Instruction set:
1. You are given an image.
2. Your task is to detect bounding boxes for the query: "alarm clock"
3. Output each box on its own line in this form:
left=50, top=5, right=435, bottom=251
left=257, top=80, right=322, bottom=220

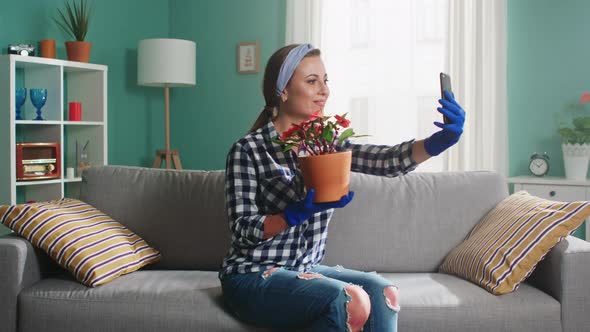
left=529, top=152, right=550, bottom=177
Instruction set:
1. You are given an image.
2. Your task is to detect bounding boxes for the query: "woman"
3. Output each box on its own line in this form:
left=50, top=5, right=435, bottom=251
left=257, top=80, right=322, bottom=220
left=219, top=43, right=465, bottom=332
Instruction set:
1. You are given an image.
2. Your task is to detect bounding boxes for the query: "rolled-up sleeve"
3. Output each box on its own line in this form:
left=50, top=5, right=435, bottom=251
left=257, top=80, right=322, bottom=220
left=336, top=138, right=418, bottom=177
left=224, top=142, right=267, bottom=247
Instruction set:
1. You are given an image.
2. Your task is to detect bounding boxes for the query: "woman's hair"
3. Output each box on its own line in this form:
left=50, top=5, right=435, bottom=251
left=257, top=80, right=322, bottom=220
left=248, top=44, right=321, bottom=133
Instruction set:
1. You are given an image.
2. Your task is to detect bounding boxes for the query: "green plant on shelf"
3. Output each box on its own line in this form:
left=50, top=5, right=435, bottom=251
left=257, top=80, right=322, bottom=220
left=558, top=93, right=590, bottom=145
left=52, top=0, right=94, bottom=42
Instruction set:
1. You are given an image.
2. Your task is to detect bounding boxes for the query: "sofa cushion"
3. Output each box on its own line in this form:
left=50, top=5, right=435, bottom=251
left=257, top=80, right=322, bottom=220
left=81, top=166, right=509, bottom=273
left=324, top=170, right=509, bottom=272
left=80, top=166, right=229, bottom=271
left=0, top=198, right=161, bottom=287
left=439, top=190, right=590, bottom=295
left=17, top=271, right=560, bottom=332
left=18, top=270, right=265, bottom=332
left=391, top=272, right=561, bottom=331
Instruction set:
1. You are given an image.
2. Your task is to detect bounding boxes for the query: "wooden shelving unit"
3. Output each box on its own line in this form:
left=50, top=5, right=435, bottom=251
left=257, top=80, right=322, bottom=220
left=0, top=54, right=108, bottom=206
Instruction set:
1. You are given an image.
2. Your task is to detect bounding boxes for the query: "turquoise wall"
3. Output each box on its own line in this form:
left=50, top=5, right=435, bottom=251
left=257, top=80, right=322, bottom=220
left=508, top=0, right=590, bottom=177
left=1, top=0, right=286, bottom=172
left=0, top=0, right=169, bottom=166
left=0, top=0, right=169, bottom=235
left=169, top=0, right=286, bottom=170
left=508, top=0, right=590, bottom=239
left=0, top=0, right=286, bottom=235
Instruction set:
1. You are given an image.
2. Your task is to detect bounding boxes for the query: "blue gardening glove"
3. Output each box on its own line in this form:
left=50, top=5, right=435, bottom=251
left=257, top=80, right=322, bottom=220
left=283, top=189, right=354, bottom=226
left=424, top=90, right=466, bottom=156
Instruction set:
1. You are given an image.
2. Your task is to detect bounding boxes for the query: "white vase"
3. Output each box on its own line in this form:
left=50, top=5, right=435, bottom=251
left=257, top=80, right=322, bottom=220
left=562, top=143, right=590, bottom=180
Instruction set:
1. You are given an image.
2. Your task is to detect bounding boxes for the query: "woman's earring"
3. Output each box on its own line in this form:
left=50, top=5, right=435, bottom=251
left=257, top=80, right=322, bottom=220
left=272, top=108, right=278, bottom=117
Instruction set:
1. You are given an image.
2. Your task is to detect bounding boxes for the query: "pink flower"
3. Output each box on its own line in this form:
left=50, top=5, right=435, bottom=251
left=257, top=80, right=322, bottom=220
left=581, top=92, right=590, bottom=104
left=334, top=114, right=350, bottom=128
left=308, top=111, right=322, bottom=121
left=280, top=125, right=299, bottom=141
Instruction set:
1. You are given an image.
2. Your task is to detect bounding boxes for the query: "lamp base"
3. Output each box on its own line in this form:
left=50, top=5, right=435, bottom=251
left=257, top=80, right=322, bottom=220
left=153, top=149, right=183, bottom=170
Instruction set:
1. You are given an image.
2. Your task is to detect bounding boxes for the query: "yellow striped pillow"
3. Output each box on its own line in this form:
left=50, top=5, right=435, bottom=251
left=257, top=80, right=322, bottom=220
left=0, top=198, right=161, bottom=287
left=439, top=190, right=590, bottom=295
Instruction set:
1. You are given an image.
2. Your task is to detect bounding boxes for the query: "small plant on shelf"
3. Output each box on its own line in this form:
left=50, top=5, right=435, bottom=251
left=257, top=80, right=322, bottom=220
left=557, top=92, right=590, bottom=180
left=53, top=0, right=94, bottom=62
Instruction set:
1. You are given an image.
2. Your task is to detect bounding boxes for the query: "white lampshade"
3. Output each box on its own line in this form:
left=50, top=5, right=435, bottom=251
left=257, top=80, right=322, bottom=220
left=138, top=38, right=196, bottom=87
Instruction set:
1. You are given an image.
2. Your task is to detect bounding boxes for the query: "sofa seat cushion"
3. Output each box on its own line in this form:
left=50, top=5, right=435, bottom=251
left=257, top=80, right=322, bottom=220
left=389, top=273, right=561, bottom=332
left=18, top=271, right=561, bottom=332
left=18, top=270, right=266, bottom=332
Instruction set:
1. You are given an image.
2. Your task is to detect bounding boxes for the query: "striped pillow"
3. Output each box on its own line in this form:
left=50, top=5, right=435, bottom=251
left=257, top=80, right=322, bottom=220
left=0, top=198, right=161, bottom=287
left=439, top=190, right=590, bottom=295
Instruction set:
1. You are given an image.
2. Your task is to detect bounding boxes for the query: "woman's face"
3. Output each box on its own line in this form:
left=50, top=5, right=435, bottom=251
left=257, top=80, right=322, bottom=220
left=279, top=55, right=330, bottom=119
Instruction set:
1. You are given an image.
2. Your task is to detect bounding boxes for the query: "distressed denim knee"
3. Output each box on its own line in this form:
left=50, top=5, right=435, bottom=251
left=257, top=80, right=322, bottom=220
left=305, top=283, right=360, bottom=332
left=344, top=284, right=371, bottom=332
left=383, top=285, right=400, bottom=312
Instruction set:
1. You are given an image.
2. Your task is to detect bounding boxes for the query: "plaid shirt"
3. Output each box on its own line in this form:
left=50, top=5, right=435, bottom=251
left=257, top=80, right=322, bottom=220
left=219, top=118, right=418, bottom=278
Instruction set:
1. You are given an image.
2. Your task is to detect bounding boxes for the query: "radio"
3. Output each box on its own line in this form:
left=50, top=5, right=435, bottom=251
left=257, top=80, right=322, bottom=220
left=16, top=143, right=61, bottom=181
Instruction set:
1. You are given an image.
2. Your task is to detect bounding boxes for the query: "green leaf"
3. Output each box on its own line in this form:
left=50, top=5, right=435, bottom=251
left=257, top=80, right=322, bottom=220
left=573, top=116, right=590, bottom=130
left=283, top=144, right=295, bottom=152
left=53, top=0, right=92, bottom=41
left=558, top=127, right=583, bottom=144
left=321, top=122, right=333, bottom=142
left=337, top=128, right=355, bottom=143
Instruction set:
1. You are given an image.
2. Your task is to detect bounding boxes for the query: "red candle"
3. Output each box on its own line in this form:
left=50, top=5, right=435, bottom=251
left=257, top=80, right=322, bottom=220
left=69, top=102, right=82, bottom=121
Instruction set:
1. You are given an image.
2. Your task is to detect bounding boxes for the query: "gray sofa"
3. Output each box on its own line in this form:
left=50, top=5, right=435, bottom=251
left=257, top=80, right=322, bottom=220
left=1, top=165, right=589, bottom=332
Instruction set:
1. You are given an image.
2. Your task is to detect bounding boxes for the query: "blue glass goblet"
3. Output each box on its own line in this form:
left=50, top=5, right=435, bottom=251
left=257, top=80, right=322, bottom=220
left=15, top=88, right=26, bottom=120
left=30, top=89, right=47, bottom=121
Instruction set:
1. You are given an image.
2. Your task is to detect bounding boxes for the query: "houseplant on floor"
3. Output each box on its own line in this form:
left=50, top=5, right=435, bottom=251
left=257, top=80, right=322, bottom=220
left=53, top=0, right=93, bottom=62
left=273, top=111, right=367, bottom=203
left=557, top=93, right=590, bottom=180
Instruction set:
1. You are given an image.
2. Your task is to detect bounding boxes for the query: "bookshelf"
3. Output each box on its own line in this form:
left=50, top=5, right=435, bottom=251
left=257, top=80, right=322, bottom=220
left=0, top=54, right=107, bottom=212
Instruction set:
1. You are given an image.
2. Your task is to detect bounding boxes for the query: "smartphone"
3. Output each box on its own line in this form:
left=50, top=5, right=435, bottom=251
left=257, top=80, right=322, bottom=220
left=439, top=72, right=452, bottom=124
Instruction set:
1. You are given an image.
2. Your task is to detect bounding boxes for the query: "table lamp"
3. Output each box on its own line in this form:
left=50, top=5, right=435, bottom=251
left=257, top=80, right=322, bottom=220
left=138, top=38, right=196, bottom=169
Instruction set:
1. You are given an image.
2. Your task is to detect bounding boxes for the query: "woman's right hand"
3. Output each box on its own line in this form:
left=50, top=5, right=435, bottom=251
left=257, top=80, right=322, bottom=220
left=282, top=189, right=354, bottom=226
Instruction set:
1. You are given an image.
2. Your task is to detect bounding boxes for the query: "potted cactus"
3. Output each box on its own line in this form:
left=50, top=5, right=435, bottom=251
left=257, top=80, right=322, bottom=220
left=557, top=94, right=590, bottom=180
left=273, top=112, right=367, bottom=203
left=53, top=0, right=93, bottom=62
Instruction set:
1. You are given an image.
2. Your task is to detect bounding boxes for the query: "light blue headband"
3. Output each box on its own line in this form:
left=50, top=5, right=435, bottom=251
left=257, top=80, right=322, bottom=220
left=275, top=43, right=315, bottom=96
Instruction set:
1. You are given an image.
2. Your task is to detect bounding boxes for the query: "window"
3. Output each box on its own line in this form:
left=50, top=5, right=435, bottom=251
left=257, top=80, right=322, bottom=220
left=320, top=0, right=449, bottom=171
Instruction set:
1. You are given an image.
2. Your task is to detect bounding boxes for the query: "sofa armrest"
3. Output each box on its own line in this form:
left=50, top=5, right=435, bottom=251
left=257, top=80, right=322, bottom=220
left=0, top=234, right=46, bottom=332
left=527, top=235, right=590, bottom=332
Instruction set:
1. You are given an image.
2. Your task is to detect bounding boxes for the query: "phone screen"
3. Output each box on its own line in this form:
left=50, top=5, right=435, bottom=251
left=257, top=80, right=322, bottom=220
left=439, top=72, right=452, bottom=124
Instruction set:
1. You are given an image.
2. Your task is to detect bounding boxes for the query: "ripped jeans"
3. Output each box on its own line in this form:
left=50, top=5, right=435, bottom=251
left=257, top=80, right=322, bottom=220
left=220, top=264, right=399, bottom=332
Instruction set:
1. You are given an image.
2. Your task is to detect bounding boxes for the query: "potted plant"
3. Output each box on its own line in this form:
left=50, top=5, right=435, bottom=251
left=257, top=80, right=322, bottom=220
left=53, top=0, right=93, bottom=63
left=273, top=111, right=367, bottom=203
left=557, top=93, right=590, bottom=180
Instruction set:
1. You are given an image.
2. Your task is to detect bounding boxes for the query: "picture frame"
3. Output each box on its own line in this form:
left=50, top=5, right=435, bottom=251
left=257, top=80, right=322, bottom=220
left=237, top=41, right=260, bottom=74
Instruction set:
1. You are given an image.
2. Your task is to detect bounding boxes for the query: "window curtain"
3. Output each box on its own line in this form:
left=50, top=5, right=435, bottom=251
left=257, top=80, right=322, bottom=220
left=285, top=0, right=323, bottom=46
left=284, top=0, right=508, bottom=176
left=446, top=0, right=508, bottom=175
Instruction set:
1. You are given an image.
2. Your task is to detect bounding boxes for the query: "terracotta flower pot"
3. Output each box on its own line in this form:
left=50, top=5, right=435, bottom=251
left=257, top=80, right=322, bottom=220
left=65, top=41, right=92, bottom=63
left=40, top=39, right=56, bottom=58
left=298, top=151, right=352, bottom=203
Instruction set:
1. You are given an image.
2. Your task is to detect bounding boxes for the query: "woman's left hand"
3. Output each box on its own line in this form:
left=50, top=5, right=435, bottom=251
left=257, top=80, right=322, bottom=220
left=423, top=90, right=466, bottom=157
